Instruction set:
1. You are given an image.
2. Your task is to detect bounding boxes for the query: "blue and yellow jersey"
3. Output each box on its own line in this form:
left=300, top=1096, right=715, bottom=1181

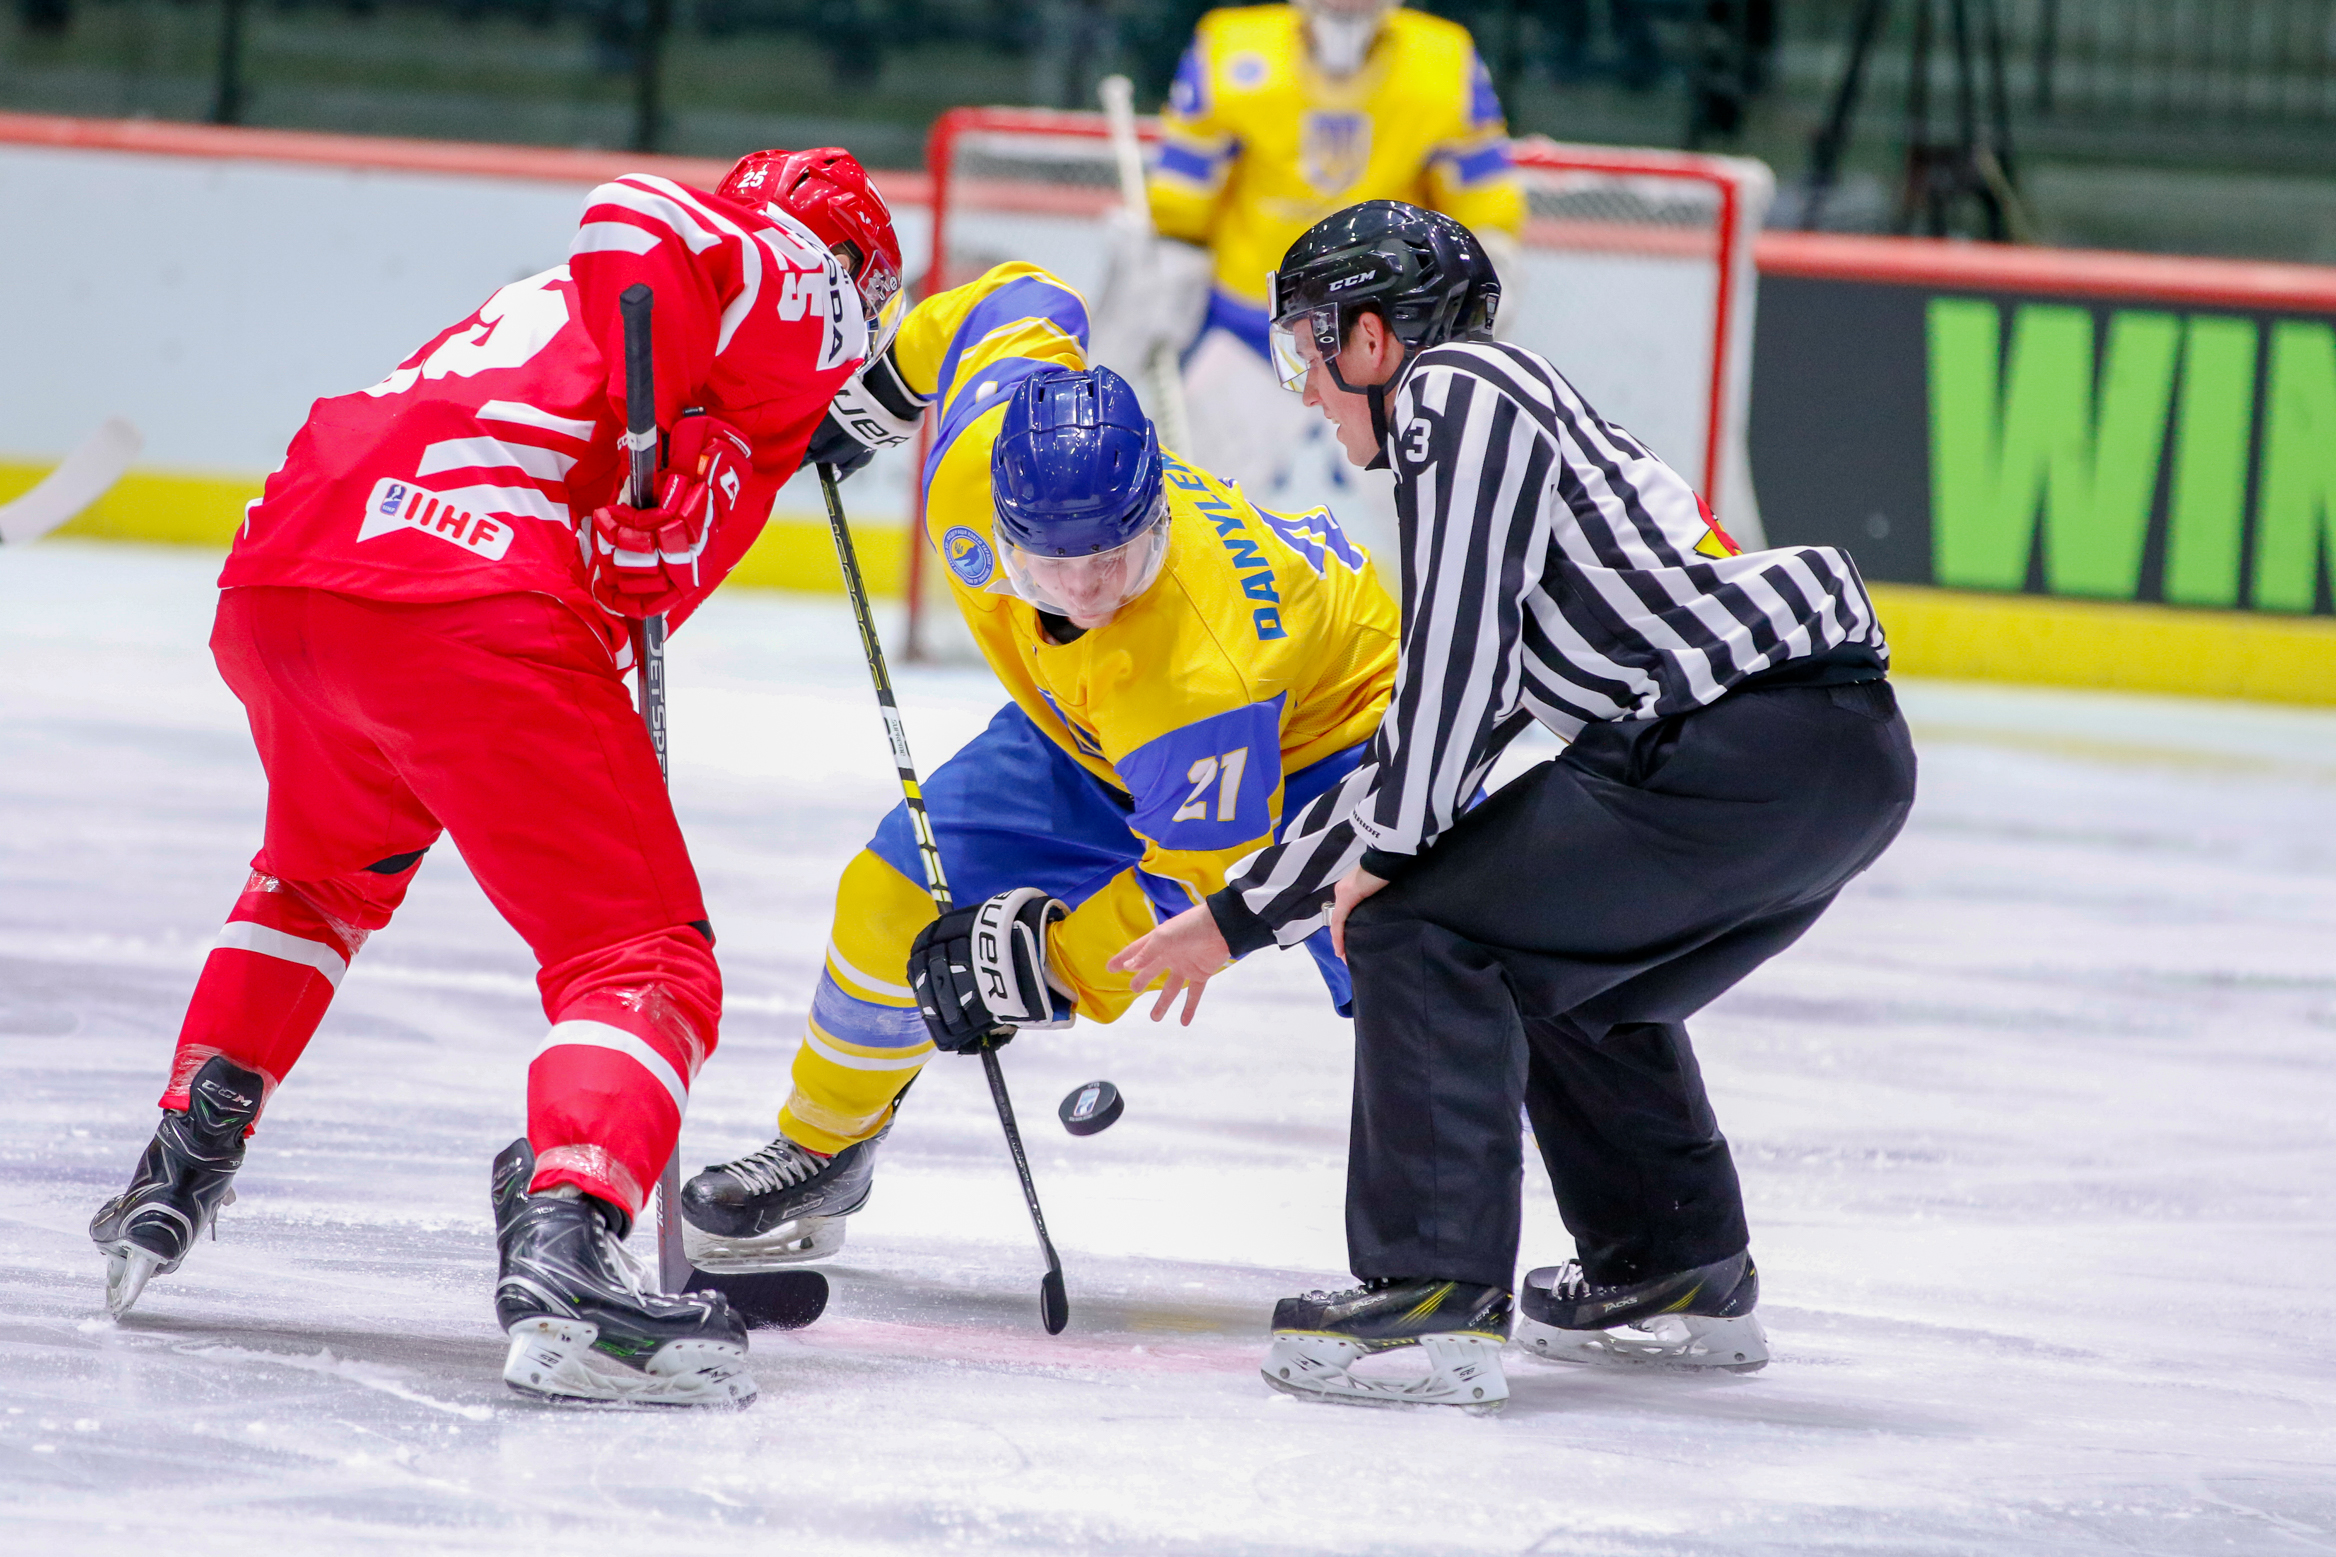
left=1149, top=4, right=1526, bottom=324
left=892, top=261, right=1400, bottom=915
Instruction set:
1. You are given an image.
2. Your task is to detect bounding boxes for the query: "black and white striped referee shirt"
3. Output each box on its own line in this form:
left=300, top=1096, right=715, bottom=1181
left=1210, top=339, right=1887, bottom=954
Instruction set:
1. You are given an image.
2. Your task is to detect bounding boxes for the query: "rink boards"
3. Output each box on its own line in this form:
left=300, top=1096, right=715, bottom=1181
left=6, top=111, right=2336, bottom=704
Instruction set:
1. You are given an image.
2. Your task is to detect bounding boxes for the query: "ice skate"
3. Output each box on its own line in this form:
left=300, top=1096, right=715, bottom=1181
left=678, top=1124, right=886, bottom=1271
left=88, top=1054, right=264, bottom=1317
left=1516, top=1250, right=1769, bottom=1372
left=1262, top=1277, right=1511, bottom=1413
left=494, top=1151, right=755, bottom=1408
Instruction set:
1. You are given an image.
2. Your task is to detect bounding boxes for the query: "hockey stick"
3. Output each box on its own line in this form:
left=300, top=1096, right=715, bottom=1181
left=0, top=417, right=142, bottom=547
left=816, top=460, right=1071, bottom=1337
left=1098, top=74, right=1195, bottom=457
left=615, top=282, right=827, bottom=1330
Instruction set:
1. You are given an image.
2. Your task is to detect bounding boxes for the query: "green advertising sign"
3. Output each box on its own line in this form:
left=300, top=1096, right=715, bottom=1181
left=1752, top=275, right=2336, bottom=620
left=1929, top=301, right=2336, bottom=612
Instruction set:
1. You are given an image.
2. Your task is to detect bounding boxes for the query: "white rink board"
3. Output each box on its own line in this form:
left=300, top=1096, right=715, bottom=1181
left=5, top=544, right=2334, bottom=1555
left=945, top=207, right=1718, bottom=485
left=0, top=143, right=931, bottom=477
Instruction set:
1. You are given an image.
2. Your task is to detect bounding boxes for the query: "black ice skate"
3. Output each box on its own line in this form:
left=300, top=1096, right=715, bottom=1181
left=678, top=1122, right=888, bottom=1270
left=493, top=1140, right=755, bottom=1408
left=1263, top=1277, right=1513, bottom=1412
left=88, top=1054, right=264, bottom=1317
left=1516, top=1249, right=1768, bottom=1371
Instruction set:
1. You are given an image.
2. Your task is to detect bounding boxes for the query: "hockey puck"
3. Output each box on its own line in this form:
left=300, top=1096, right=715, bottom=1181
left=1058, top=1079, right=1123, bottom=1136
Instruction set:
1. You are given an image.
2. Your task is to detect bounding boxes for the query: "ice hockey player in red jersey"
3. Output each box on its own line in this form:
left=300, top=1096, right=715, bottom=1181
left=86, top=148, right=904, bottom=1408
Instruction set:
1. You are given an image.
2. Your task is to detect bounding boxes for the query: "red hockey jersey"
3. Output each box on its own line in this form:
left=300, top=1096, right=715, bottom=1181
left=220, top=174, right=868, bottom=639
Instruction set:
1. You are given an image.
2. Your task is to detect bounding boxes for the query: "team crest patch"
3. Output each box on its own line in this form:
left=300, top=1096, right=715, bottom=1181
left=358, top=477, right=513, bottom=560
left=942, top=525, right=995, bottom=585
left=1301, top=112, right=1372, bottom=196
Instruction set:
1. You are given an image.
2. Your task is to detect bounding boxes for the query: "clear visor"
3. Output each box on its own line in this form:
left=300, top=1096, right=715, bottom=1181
left=1268, top=308, right=1339, bottom=392
left=990, top=497, right=1171, bottom=624
left=869, top=286, right=907, bottom=357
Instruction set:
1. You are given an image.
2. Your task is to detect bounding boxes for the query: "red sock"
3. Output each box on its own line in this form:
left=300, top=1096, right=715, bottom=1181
left=160, top=871, right=365, bottom=1120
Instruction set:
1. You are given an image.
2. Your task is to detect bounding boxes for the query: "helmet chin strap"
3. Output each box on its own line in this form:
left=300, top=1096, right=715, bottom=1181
left=1324, top=332, right=1413, bottom=472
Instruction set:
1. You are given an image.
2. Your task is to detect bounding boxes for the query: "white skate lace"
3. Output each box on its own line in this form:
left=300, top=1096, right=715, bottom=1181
left=723, top=1136, right=829, bottom=1198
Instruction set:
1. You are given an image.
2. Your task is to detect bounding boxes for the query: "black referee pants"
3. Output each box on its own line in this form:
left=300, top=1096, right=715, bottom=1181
left=1341, top=679, right=1917, bottom=1292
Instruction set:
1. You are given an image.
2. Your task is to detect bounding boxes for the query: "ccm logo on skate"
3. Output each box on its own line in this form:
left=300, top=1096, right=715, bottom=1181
left=359, top=478, right=515, bottom=561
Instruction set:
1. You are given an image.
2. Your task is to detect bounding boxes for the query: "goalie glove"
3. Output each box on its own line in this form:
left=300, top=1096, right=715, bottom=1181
left=908, top=887, right=1075, bottom=1053
left=804, top=342, right=928, bottom=480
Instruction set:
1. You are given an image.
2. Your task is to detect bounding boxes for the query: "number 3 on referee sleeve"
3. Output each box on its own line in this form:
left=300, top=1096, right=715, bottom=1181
left=1173, top=747, right=1250, bottom=823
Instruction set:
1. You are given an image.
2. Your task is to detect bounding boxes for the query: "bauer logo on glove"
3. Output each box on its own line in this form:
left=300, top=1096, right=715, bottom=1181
left=907, top=887, right=1075, bottom=1052
left=586, top=413, right=754, bottom=618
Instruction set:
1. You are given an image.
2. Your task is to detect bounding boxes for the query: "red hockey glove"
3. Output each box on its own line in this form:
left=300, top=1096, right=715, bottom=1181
left=587, top=414, right=753, bottom=619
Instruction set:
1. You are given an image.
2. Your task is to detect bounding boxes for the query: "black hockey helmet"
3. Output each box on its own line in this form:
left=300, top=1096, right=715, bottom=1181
left=1265, top=200, right=1501, bottom=396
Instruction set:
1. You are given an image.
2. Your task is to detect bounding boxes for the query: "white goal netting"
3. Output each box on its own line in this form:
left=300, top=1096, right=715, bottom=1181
left=904, top=107, right=1772, bottom=658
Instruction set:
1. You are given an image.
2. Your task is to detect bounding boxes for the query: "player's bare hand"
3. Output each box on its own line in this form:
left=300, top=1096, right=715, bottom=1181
left=1328, top=865, right=1389, bottom=961
left=1106, top=905, right=1230, bottom=1027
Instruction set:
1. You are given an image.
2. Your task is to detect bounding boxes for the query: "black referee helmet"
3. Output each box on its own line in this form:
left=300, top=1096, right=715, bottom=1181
left=1265, top=200, right=1501, bottom=397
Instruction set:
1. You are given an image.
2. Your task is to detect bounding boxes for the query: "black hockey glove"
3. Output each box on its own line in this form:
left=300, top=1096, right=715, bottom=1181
left=908, top=887, right=1075, bottom=1053
left=805, top=344, right=926, bottom=481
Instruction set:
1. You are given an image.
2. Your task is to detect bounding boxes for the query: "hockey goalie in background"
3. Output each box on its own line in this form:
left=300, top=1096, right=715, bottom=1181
left=87, top=149, right=904, bottom=1408
left=676, top=262, right=1400, bottom=1268
left=1087, top=0, right=1525, bottom=560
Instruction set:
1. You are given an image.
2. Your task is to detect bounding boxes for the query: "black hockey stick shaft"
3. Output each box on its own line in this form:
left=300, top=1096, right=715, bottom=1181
left=600, top=290, right=827, bottom=1328
left=617, top=284, right=687, bottom=1294
left=816, top=461, right=1070, bottom=1335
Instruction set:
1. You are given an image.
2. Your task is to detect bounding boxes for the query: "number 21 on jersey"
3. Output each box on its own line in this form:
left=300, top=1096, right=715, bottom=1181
left=1173, top=748, right=1250, bottom=824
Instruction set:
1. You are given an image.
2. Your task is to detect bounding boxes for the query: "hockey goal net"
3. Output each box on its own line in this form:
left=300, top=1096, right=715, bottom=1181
left=905, top=105, right=1773, bottom=659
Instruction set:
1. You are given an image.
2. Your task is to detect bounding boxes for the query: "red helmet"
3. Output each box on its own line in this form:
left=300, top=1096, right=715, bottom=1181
left=719, top=148, right=903, bottom=322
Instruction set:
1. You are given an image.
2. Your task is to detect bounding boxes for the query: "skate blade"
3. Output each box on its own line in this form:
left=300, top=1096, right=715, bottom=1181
left=1261, top=1333, right=1508, bottom=1413
left=683, top=1214, right=846, bottom=1271
left=1516, top=1311, right=1769, bottom=1372
left=100, top=1243, right=170, bottom=1318
left=501, top=1317, right=758, bottom=1408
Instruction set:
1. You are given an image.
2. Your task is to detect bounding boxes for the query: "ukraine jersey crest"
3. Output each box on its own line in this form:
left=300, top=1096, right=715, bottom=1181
left=1149, top=4, right=1525, bottom=311
left=1301, top=111, right=1372, bottom=196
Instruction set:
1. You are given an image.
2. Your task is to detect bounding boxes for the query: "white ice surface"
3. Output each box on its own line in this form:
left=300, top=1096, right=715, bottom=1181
left=3, top=543, right=2333, bottom=1556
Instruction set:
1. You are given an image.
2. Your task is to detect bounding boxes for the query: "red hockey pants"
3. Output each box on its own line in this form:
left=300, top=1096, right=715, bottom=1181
left=167, top=586, right=720, bottom=1218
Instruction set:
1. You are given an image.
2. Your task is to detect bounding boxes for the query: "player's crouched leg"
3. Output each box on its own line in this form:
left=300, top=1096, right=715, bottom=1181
left=495, top=921, right=754, bottom=1408
left=527, top=921, right=721, bottom=1217
left=684, top=848, right=934, bottom=1270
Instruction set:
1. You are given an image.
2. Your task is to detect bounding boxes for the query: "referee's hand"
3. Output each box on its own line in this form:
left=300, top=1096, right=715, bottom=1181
left=1106, top=905, right=1230, bottom=1027
left=1328, top=865, right=1390, bottom=961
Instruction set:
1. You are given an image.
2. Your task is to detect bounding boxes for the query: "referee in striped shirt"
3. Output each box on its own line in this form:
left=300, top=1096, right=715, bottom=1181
left=1113, top=200, right=1916, bottom=1408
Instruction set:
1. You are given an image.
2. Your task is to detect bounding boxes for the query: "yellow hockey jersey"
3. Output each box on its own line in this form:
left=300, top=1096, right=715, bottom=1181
left=1150, top=4, right=1526, bottom=313
left=890, top=262, right=1400, bottom=907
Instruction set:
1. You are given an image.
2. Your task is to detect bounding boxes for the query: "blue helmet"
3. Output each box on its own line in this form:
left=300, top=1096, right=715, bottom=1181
left=990, top=366, right=1164, bottom=557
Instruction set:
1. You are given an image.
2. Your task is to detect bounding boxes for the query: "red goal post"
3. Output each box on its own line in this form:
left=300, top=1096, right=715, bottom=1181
left=907, top=105, right=1773, bottom=659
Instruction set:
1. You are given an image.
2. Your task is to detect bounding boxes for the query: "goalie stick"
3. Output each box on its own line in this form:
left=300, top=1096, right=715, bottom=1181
left=616, top=282, right=827, bottom=1331
left=1098, top=74, right=1195, bottom=457
left=817, top=458, right=1072, bottom=1337
left=0, top=417, right=142, bottom=547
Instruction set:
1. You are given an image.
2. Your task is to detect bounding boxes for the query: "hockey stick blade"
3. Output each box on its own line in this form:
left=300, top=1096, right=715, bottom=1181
left=683, top=1266, right=829, bottom=1330
left=0, top=417, right=142, bottom=547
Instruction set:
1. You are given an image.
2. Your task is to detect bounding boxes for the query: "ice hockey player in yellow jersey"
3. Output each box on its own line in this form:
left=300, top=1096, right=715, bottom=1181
left=1091, top=1, right=1526, bottom=556
left=677, top=262, right=1398, bottom=1270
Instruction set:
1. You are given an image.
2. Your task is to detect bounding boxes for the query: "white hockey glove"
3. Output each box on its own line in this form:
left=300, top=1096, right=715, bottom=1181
left=1088, top=210, right=1213, bottom=381
left=907, top=887, right=1075, bottom=1053
left=804, top=343, right=929, bottom=480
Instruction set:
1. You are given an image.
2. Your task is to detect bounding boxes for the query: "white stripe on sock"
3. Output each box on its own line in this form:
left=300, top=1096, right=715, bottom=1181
left=535, top=1020, right=689, bottom=1115
left=214, top=920, right=349, bottom=987
left=803, top=1029, right=933, bottom=1073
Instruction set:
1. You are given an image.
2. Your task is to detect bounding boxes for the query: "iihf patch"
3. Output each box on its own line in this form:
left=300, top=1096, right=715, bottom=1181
left=1229, top=53, right=1266, bottom=87
left=357, top=477, right=513, bottom=560
left=942, top=525, right=995, bottom=586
